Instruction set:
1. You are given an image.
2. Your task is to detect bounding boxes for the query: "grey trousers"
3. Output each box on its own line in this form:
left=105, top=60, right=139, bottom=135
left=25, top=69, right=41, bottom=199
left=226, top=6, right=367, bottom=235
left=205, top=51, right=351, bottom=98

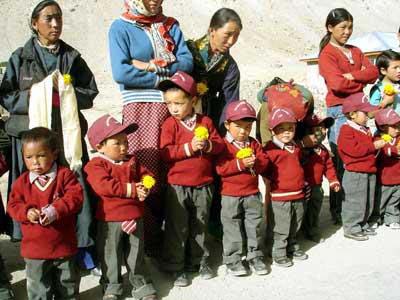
left=97, top=220, right=155, bottom=299
left=302, top=185, right=324, bottom=237
left=0, top=254, right=13, bottom=300
left=270, top=199, right=304, bottom=258
left=221, top=193, right=264, bottom=264
left=162, top=184, right=212, bottom=272
left=24, top=257, right=79, bottom=300
left=379, top=185, right=400, bottom=224
left=342, top=171, right=376, bottom=234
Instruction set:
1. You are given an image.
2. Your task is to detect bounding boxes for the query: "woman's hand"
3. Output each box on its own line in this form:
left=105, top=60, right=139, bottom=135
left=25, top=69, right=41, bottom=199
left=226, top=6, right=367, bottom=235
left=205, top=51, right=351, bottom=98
left=343, top=73, right=354, bottom=81
left=379, top=94, right=395, bottom=108
left=131, top=59, right=155, bottom=72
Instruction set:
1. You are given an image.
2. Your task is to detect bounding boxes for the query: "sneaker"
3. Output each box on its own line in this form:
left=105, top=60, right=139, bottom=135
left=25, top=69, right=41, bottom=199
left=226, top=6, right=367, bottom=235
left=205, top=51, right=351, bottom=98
left=387, top=222, right=400, bottom=229
left=199, top=264, right=215, bottom=280
left=344, top=231, right=369, bottom=241
left=369, top=222, right=379, bottom=229
left=173, top=272, right=190, bottom=287
left=249, top=257, right=269, bottom=275
left=226, top=261, right=248, bottom=276
left=273, top=256, right=293, bottom=268
left=103, top=295, right=118, bottom=300
left=291, top=250, right=308, bottom=261
left=363, top=228, right=377, bottom=236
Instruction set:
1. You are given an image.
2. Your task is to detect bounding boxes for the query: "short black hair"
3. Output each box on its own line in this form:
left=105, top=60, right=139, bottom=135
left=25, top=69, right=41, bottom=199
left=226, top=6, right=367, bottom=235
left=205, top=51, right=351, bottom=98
left=30, top=0, right=62, bottom=34
left=376, top=50, right=400, bottom=79
left=21, top=127, right=60, bottom=153
left=209, top=8, right=242, bottom=30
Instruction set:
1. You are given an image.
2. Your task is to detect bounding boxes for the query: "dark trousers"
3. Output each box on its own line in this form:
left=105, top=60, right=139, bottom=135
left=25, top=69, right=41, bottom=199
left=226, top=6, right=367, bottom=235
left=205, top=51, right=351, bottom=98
left=270, top=199, right=304, bottom=258
left=97, top=220, right=155, bottom=299
left=162, top=184, right=212, bottom=271
left=0, top=254, right=13, bottom=300
left=221, top=193, right=264, bottom=264
left=302, top=185, right=324, bottom=237
left=342, top=171, right=375, bottom=234
left=328, top=144, right=344, bottom=221
left=24, top=257, right=79, bottom=300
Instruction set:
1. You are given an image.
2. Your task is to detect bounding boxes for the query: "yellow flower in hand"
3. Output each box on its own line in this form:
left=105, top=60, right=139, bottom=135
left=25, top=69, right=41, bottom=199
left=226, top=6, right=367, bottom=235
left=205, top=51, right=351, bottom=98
left=197, top=82, right=209, bottom=96
left=381, top=134, right=393, bottom=143
left=236, top=147, right=254, bottom=159
left=63, top=74, right=72, bottom=85
left=383, top=84, right=398, bottom=96
left=194, top=126, right=209, bottom=141
left=142, top=175, right=156, bottom=189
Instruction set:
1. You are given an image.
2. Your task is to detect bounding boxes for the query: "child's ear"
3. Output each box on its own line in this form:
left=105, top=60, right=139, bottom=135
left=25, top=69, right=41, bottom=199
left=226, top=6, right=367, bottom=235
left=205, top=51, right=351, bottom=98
left=95, top=144, right=104, bottom=153
left=380, top=67, right=388, bottom=76
left=192, top=96, right=199, bottom=105
left=224, top=120, right=230, bottom=131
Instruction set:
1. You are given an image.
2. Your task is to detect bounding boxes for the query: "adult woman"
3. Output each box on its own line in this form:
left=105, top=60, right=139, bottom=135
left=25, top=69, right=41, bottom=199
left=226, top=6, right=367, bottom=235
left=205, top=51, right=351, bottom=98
left=318, top=8, right=378, bottom=224
left=187, top=8, right=242, bottom=132
left=0, top=0, right=98, bottom=268
left=108, top=0, right=193, bottom=257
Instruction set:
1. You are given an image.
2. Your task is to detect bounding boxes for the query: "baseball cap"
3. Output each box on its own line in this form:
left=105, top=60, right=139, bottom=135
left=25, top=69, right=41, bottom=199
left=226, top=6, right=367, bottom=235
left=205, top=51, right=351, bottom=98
left=304, top=114, right=334, bottom=128
left=158, top=71, right=197, bottom=97
left=375, top=108, right=400, bottom=126
left=269, top=107, right=297, bottom=129
left=225, top=100, right=257, bottom=121
left=342, top=93, right=378, bottom=114
left=87, top=114, right=138, bottom=149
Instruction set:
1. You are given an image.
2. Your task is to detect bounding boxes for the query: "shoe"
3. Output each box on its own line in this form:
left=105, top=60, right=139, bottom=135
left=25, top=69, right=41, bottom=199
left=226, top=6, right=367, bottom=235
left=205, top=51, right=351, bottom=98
left=142, top=294, right=158, bottom=300
left=344, top=232, right=369, bottom=241
left=173, top=272, right=190, bottom=287
left=249, top=257, right=269, bottom=275
left=199, top=263, right=215, bottom=280
left=386, top=222, right=400, bottom=229
left=290, top=250, right=308, bottom=261
left=273, top=256, right=293, bottom=268
left=369, top=222, right=379, bottom=229
left=363, top=228, right=377, bottom=236
left=103, top=295, right=118, bottom=300
left=90, top=266, right=102, bottom=277
left=226, top=261, right=248, bottom=276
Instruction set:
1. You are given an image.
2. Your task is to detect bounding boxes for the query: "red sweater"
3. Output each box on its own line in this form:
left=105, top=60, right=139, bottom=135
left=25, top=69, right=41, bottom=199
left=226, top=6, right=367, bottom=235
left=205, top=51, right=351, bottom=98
left=303, top=145, right=339, bottom=187
left=216, top=137, right=269, bottom=197
left=338, top=123, right=377, bottom=173
left=319, top=43, right=378, bottom=107
left=7, top=166, right=83, bottom=259
left=160, top=114, right=225, bottom=187
left=84, top=156, right=150, bottom=221
left=376, top=136, right=400, bottom=185
left=262, top=140, right=305, bottom=201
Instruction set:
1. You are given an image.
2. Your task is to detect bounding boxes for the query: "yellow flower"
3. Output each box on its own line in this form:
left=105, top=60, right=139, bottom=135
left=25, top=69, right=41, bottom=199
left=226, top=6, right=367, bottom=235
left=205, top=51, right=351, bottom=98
left=63, top=74, right=72, bottom=85
left=194, top=126, right=209, bottom=141
left=383, top=84, right=398, bottom=96
left=197, top=82, right=209, bottom=96
left=142, top=175, right=156, bottom=189
left=381, top=134, right=393, bottom=143
left=236, top=147, right=254, bottom=159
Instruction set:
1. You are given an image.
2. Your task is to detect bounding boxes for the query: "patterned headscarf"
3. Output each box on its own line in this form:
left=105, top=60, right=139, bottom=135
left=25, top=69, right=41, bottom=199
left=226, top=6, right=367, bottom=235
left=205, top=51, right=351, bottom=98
left=124, top=0, right=158, bottom=17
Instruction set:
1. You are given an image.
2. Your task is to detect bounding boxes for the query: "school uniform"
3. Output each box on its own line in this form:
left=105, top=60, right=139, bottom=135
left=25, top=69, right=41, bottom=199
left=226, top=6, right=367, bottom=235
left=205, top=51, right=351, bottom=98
left=159, top=114, right=225, bottom=271
left=7, top=164, right=83, bottom=299
left=216, top=134, right=269, bottom=265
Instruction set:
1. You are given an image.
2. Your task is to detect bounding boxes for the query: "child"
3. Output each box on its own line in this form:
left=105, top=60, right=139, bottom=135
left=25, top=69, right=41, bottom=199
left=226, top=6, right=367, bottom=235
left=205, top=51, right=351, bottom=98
left=216, top=100, right=269, bottom=276
left=373, top=108, right=400, bottom=229
left=7, top=127, right=83, bottom=299
left=262, top=107, right=307, bottom=268
left=337, top=93, right=386, bottom=241
left=84, top=115, right=157, bottom=300
left=302, top=115, right=341, bottom=243
left=158, top=71, right=225, bottom=286
left=369, top=50, right=400, bottom=112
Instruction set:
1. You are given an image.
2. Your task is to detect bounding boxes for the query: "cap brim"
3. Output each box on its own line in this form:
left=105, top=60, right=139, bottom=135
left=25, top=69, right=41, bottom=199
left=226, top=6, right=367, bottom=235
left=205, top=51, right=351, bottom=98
left=106, top=123, right=138, bottom=142
left=361, top=104, right=379, bottom=113
left=228, top=114, right=257, bottom=122
left=321, top=117, right=334, bottom=128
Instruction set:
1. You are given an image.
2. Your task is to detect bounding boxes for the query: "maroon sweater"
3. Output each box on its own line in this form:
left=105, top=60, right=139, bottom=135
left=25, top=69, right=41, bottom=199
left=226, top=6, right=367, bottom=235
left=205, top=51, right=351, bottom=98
left=85, top=156, right=150, bottom=221
left=319, top=43, right=378, bottom=107
left=160, top=114, right=225, bottom=187
left=216, top=137, right=269, bottom=197
left=338, top=123, right=377, bottom=173
left=262, top=140, right=305, bottom=201
left=376, top=136, right=400, bottom=185
left=7, top=166, right=83, bottom=259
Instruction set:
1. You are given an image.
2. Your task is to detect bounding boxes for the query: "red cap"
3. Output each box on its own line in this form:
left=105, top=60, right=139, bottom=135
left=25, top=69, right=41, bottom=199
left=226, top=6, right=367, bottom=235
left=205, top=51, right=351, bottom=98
left=375, top=108, right=400, bottom=126
left=342, top=93, right=378, bottom=114
left=225, top=100, right=257, bottom=121
left=304, top=114, right=334, bottom=128
left=158, top=71, right=197, bottom=97
left=269, top=107, right=297, bottom=129
left=87, top=114, right=138, bottom=149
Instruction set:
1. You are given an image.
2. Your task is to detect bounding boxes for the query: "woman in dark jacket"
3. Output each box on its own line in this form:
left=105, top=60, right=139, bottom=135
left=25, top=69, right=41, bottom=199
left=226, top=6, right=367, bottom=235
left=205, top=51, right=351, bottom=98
left=0, top=0, right=98, bottom=271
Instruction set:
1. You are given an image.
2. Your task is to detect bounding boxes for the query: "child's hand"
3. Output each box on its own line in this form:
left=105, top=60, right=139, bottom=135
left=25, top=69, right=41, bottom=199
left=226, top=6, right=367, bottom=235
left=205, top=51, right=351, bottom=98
left=242, top=156, right=256, bottom=168
left=191, top=136, right=206, bottom=152
left=135, top=183, right=149, bottom=201
left=27, top=208, right=40, bottom=224
left=331, top=182, right=341, bottom=193
left=343, top=73, right=354, bottom=80
left=374, top=140, right=386, bottom=149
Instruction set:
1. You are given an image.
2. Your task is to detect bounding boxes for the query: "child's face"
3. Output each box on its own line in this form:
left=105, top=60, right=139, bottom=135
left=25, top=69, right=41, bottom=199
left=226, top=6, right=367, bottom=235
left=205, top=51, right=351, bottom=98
left=350, top=111, right=369, bottom=126
left=272, top=122, right=296, bottom=144
left=381, top=60, right=400, bottom=83
left=224, top=119, right=253, bottom=142
left=311, top=125, right=327, bottom=144
left=23, top=141, right=57, bottom=175
left=164, top=89, right=195, bottom=120
left=328, top=20, right=353, bottom=46
left=97, top=132, right=129, bottom=162
left=385, top=123, right=400, bottom=138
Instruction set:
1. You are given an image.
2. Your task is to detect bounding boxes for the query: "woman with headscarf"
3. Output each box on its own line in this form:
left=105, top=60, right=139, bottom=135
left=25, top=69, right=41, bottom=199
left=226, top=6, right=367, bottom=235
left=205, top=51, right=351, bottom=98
left=108, top=0, right=193, bottom=257
left=0, top=0, right=99, bottom=272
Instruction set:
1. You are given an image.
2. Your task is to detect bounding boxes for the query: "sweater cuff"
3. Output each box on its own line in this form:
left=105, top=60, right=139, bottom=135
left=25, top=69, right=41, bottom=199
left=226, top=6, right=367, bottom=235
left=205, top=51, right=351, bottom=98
left=126, top=183, right=133, bottom=198
left=237, top=159, right=245, bottom=172
left=205, top=140, right=213, bottom=153
left=184, top=143, right=194, bottom=157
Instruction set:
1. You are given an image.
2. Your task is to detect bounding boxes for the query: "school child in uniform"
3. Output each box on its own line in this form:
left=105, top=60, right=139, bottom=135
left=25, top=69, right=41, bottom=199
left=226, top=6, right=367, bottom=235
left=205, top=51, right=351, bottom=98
left=7, top=127, right=83, bottom=300
left=216, top=100, right=269, bottom=276
left=337, top=93, right=386, bottom=241
left=84, top=115, right=158, bottom=300
left=262, top=107, right=307, bottom=268
left=302, top=115, right=341, bottom=242
left=158, top=71, right=225, bottom=287
left=372, top=108, right=400, bottom=229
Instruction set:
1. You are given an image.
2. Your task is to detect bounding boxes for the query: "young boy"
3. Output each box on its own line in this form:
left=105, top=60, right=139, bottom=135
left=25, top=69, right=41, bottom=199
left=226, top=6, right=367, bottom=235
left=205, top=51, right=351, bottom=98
left=7, top=127, right=83, bottom=300
left=216, top=100, right=270, bottom=276
left=262, top=107, right=307, bottom=268
left=302, top=115, right=341, bottom=242
left=84, top=115, right=157, bottom=300
left=373, top=108, right=400, bottom=229
left=158, top=71, right=225, bottom=286
left=337, top=93, right=386, bottom=241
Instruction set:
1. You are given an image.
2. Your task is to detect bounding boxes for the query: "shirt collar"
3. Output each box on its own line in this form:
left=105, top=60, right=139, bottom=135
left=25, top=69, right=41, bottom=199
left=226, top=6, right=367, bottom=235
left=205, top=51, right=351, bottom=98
left=29, top=163, right=57, bottom=184
left=225, top=132, right=250, bottom=148
left=272, top=136, right=295, bottom=152
left=346, top=120, right=371, bottom=135
left=95, top=153, right=125, bottom=165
